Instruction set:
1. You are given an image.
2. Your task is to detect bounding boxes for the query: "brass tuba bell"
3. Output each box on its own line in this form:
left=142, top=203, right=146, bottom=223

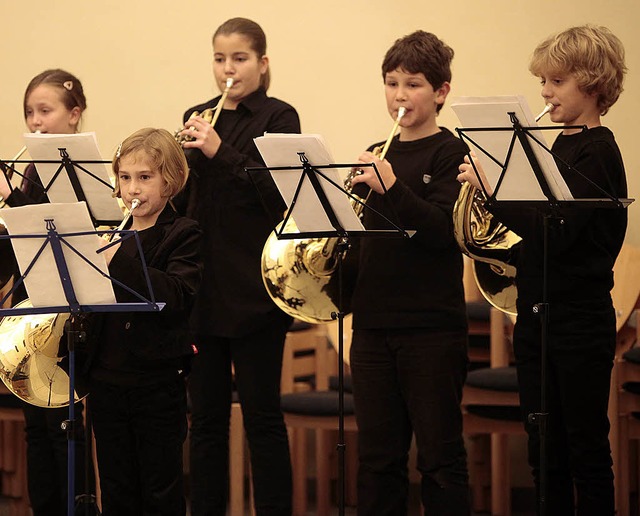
left=0, top=200, right=140, bottom=406
left=261, top=167, right=366, bottom=324
left=261, top=108, right=406, bottom=323
left=0, top=299, right=80, bottom=407
left=453, top=181, right=520, bottom=315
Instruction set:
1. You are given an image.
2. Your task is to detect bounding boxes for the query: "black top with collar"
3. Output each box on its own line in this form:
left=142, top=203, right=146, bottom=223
left=175, top=88, right=300, bottom=338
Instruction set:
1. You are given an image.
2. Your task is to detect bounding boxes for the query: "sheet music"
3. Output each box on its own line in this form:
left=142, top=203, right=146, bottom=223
left=24, top=132, right=123, bottom=223
left=1, top=202, right=116, bottom=307
left=451, top=95, right=573, bottom=201
left=253, top=133, right=365, bottom=233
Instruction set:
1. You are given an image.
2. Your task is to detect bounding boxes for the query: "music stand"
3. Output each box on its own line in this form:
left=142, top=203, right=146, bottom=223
left=247, top=134, right=412, bottom=515
left=0, top=202, right=163, bottom=516
left=453, top=95, right=633, bottom=516
left=2, top=132, right=122, bottom=226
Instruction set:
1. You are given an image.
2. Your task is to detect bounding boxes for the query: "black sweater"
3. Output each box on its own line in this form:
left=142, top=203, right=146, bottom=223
left=489, top=126, right=627, bottom=304
left=351, top=128, right=469, bottom=331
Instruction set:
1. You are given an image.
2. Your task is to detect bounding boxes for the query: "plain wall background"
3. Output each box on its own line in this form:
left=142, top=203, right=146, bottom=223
left=1, top=0, right=638, bottom=243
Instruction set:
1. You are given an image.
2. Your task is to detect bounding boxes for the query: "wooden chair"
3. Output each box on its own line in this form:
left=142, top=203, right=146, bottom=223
left=608, top=242, right=640, bottom=515
left=612, top=342, right=640, bottom=515
left=280, top=323, right=358, bottom=516
left=0, top=386, right=30, bottom=516
left=462, top=306, right=522, bottom=516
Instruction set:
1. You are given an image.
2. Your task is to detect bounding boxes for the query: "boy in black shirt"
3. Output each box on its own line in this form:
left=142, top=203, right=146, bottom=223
left=350, top=30, right=470, bottom=515
left=458, top=25, right=628, bottom=515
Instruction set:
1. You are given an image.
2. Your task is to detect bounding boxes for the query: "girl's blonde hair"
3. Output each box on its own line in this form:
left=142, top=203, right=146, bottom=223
left=112, top=128, right=188, bottom=198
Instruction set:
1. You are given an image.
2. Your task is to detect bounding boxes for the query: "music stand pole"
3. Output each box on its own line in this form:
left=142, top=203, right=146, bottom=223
left=332, top=237, right=349, bottom=516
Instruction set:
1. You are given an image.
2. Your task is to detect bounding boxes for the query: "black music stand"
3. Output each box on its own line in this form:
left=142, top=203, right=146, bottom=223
left=1, top=132, right=121, bottom=226
left=455, top=108, right=632, bottom=516
left=247, top=146, right=412, bottom=515
left=0, top=204, right=163, bottom=516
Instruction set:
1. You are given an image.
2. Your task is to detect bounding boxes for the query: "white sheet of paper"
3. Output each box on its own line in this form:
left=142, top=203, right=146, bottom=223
left=253, top=133, right=365, bottom=233
left=451, top=95, right=573, bottom=201
left=1, top=202, right=116, bottom=308
left=24, top=132, right=123, bottom=223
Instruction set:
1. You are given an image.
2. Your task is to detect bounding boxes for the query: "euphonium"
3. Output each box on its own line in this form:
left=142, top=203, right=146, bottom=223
left=0, top=200, right=139, bottom=407
left=452, top=103, right=553, bottom=315
left=261, top=108, right=406, bottom=323
left=175, top=78, right=234, bottom=145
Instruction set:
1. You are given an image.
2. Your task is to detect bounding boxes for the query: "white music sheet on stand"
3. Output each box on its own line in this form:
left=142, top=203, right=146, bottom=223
left=254, top=133, right=364, bottom=233
left=24, top=132, right=123, bottom=223
left=1, top=202, right=116, bottom=307
left=451, top=95, right=573, bottom=201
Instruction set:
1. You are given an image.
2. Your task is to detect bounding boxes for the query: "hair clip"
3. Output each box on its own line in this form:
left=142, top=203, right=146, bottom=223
left=116, top=142, right=123, bottom=159
left=63, top=81, right=73, bottom=91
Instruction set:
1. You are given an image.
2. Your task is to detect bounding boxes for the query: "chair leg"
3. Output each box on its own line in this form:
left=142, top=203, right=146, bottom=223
left=491, top=433, right=511, bottom=516
left=618, top=416, right=631, bottom=516
left=229, top=402, right=245, bottom=516
left=291, top=427, right=308, bottom=516
left=0, top=418, right=30, bottom=515
left=315, top=429, right=331, bottom=516
left=467, top=434, right=491, bottom=513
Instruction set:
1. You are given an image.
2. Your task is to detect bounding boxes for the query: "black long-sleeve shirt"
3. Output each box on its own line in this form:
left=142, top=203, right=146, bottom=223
left=489, top=126, right=628, bottom=304
left=351, top=128, right=469, bottom=331
left=175, top=88, right=300, bottom=338
left=89, top=204, right=203, bottom=386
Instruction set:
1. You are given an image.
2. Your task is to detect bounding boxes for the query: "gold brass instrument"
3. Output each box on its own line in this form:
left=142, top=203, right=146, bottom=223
left=453, top=181, right=520, bottom=315
left=452, top=103, right=554, bottom=315
left=0, top=141, right=33, bottom=209
left=175, top=78, right=234, bottom=145
left=535, top=102, right=554, bottom=122
left=0, top=140, right=38, bottom=288
left=261, top=107, right=406, bottom=323
left=0, top=200, right=139, bottom=407
left=107, top=198, right=140, bottom=241
left=0, top=299, right=75, bottom=407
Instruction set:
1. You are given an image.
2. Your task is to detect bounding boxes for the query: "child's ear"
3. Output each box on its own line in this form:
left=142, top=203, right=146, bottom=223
left=435, top=82, right=451, bottom=106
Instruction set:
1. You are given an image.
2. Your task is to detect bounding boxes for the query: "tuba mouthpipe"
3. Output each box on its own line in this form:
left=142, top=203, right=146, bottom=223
left=3, top=130, right=40, bottom=183
left=376, top=107, right=406, bottom=160
left=175, top=79, right=234, bottom=145
left=210, top=78, right=234, bottom=128
left=107, top=198, right=140, bottom=242
left=535, top=103, right=554, bottom=123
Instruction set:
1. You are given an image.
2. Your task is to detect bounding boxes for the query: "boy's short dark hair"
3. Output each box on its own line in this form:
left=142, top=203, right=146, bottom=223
left=382, top=30, right=454, bottom=113
left=529, top=25, right=626, bottom=115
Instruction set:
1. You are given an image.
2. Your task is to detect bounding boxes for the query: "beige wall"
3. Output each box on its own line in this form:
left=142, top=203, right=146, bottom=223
left=2, top=0, right=639, bottom=243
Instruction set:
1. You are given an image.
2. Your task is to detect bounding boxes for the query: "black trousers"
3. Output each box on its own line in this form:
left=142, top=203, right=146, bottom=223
left=89, top=376, right=188, bottom=516
left=188, top=317, right=292, bottom=516
left=350, top=328, right=470, bottom=516
left=23, top=401, right=90, bottom=516
left=514, top=296, right=616, bottom=516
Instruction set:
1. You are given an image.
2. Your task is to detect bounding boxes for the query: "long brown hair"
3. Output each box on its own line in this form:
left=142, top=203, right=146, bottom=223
left=213, top=17, right=271, bottom=91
